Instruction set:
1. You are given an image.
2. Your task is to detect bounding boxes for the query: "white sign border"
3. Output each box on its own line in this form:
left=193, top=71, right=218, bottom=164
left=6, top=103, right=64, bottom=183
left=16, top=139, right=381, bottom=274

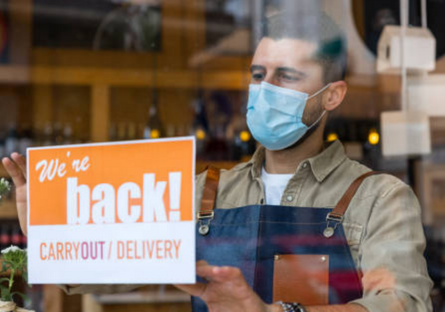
left=26, top=136, right=196, bottom=284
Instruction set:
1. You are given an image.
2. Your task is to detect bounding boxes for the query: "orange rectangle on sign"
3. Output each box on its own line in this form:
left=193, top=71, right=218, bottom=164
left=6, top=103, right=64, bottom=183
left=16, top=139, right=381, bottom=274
left=27, top=137, right=195, bottom=226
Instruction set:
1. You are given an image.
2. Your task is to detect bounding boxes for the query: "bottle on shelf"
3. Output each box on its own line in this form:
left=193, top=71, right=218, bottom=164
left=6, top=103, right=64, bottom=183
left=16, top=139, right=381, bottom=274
left=11, top=223, right=22, bottom=248
left=127, top=123, right=137, bottom=141
left=138, top=123, right=146, bottom=139
left=166, top=124, right=175, bottom=137
left=33, top=122, right=44, bottom=147
left=53, top=122, right=64, bottom=145
left=176, top=124, right=187, bottom=137
left=0, top=136, right=5, bottom=159
left=206, top=124, right=230, bottom=161
left=144, top=91, right=164, bottom=139
left=117, top=122, right=127, bottom=141
left=231, top=128, right=255, bottom=161
left=16, top=126, right=24, bottom=154
left=190, top=92, right=208, bottom=157
left=5, top=125, right=18, bottom=157
left=21, top=233, right=27, bottom=249
left=63, top=123, right=73, bottom=145
left=109, top=123, right=118, bottom=141
left=42, top=123, right=54, bottom=146
left=0, top=224, right=11, bottom=250
left=18, top=126, right=34, bottom=155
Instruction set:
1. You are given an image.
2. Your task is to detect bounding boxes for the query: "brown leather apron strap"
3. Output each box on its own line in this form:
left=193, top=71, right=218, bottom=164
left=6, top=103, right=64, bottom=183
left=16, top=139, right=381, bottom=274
left=197, top=166, right=220, bottom=236
left=324, top=171, right=381, bottom=238
left=330, top=171, right=382, bottom=219
left=199, top=166, right=220, bottom=218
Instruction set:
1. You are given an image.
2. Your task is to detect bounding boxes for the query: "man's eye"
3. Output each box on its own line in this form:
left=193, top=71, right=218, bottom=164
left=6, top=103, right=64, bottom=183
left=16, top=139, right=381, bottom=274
left=279, top=73, right=299, bottom=81
left=252, top=73, right=265, bottom=81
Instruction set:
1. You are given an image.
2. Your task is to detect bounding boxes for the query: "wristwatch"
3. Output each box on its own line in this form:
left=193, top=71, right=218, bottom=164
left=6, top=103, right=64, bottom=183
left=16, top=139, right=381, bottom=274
left=276, top=301, right=307, bottom=312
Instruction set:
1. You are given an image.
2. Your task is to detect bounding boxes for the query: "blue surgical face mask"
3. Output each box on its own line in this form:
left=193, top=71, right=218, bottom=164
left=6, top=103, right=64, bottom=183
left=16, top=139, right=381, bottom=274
left=246, top=81, right=331, bottom=151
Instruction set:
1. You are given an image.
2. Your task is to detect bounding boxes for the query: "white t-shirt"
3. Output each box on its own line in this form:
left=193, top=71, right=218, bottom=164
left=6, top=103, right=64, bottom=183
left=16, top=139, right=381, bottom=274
left=261, top=167, right=293, bottom=206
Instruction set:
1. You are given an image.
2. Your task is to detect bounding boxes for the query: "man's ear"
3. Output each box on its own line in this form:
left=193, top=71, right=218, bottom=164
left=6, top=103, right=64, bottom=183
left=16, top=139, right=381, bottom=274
left=323, top=81, right=347, bottom=112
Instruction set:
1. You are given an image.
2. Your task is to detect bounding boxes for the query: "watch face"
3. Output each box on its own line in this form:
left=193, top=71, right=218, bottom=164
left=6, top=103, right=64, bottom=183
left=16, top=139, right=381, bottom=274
left=293, top=303, right=306, bottom=312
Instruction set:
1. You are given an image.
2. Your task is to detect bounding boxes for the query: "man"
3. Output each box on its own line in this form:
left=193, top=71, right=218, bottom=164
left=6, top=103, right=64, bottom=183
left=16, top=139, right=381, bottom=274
left=2, top=11, right=432, bottom=312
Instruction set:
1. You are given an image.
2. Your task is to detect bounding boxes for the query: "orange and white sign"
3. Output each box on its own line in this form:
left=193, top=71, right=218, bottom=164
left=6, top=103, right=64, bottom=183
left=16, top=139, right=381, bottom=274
left=27, top=137, right=196, bottom=284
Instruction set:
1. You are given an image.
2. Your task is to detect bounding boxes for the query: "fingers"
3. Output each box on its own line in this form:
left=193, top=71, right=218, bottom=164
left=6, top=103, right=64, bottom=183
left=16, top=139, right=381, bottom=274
left=174, top=283, right=207, bottom=297
left=196, top=262, right=242, bottom=283
left=11, top=153, right=27, bottom=179
left=212, top=266, right=243, bottom=281
left=173, top=261, right=209, bottom=296
left=197, top=260, right=209, bottom=267
left=2, top=156, right=26, bottom=187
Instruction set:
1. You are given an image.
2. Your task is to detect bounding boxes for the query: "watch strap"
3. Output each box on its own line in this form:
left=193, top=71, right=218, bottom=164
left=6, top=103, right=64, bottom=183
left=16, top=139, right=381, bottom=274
left=277, top=301, right=307, bottom=312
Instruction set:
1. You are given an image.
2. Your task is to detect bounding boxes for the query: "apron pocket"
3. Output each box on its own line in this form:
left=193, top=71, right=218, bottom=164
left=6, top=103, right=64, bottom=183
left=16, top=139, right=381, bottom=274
left=273, top=254, right=329, bottom=305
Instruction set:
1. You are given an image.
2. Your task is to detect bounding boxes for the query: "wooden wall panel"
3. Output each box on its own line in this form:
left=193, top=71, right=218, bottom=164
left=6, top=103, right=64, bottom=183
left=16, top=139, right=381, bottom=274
left=91, top=84, right=109, bottom=142
left=110, top=87, right=151, bottom=125
left=158, top=88, right=194, bottom=130
left=9, top=0, right=32, bottom=66
left=53, top=85, right=91, bottom=142
left=0, top=95, right=18, bottom=129
left=184, top=0, right=206, bottom=64
left=109, top=87, right=195, bottom=138
left=32, top=85, right=53, bottom=129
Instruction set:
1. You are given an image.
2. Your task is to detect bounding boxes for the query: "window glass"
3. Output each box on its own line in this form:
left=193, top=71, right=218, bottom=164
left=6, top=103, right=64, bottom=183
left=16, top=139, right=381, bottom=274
left=0, top=1, right=443, bottom=311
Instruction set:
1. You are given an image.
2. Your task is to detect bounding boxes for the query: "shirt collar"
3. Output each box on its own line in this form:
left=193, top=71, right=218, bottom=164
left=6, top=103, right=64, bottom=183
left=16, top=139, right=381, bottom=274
left=249, top=140, right=347, bottom=183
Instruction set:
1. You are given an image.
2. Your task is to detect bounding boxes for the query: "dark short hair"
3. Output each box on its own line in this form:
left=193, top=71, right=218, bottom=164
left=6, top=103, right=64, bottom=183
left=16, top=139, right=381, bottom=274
left=261, top=11, right=348, bottom=83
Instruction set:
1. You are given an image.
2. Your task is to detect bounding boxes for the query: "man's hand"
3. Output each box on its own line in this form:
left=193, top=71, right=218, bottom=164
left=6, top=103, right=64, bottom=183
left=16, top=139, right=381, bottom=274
left=175, top=260, right=281, bottom=312
left=175, top=261, right=369, bottom=312
left=2, top=153, right=28, bottom=236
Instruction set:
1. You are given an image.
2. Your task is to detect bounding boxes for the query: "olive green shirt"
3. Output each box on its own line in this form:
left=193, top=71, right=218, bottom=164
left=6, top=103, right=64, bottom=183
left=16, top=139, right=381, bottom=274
left=61, top=140, right=433, bottom=312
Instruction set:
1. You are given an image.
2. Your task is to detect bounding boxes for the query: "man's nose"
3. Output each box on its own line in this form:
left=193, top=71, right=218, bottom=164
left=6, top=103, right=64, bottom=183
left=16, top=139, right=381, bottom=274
left=263, top=74, right=280, bottom=87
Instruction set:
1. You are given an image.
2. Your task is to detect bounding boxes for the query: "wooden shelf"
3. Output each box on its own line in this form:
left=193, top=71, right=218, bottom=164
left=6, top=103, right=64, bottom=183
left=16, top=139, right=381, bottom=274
left=0, top=163, right=7, bottom=177
left=0, top=199, right=18, bottom=219
left=0, top=61, right=249, bottom=89
left=30, top=66, right=249, bottom=90
left=93, top=290, right=190, bottom=305
left=0, top=66, right=29, bottom=84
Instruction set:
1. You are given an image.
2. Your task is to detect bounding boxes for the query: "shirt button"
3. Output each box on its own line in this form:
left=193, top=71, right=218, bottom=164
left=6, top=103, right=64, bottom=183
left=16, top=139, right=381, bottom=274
left=286, top=195, right=293, bottom=202
left=303, top=162, right=308, bottom=168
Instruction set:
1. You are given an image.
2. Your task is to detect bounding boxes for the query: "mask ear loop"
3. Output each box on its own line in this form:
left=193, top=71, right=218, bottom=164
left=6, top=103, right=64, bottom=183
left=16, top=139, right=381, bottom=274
left=307, top=83, right=332, bottom=129
left=307, top=110, right=327, bottom=130
left=308, top=83, right=332, bottom=100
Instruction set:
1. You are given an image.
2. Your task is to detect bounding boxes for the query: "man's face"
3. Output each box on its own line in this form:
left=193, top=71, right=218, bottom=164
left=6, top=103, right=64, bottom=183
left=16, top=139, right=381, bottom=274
left=250, top=37, right=326, bottom=127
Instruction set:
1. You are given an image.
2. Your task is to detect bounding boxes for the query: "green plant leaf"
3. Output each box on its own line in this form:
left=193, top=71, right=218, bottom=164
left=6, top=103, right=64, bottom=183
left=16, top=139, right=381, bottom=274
left=20, top=268, right=28, bottom=284
left=3, top=260, right=13, bottom=269
left=0, top=277, right=10, bottom=284
left=12, top=291, right=28, bottom=302
left=0, top=284, right=11, bottom=302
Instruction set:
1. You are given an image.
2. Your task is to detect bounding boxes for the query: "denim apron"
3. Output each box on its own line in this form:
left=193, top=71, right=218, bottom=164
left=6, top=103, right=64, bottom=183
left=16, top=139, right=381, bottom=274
left=192, top=168, right=379, bottom=311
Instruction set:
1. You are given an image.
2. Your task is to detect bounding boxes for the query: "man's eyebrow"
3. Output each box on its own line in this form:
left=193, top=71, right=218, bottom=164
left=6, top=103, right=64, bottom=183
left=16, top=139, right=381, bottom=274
left=276, top=67, right=307, bottom=77
left=250, top=65, right=266, bottom=73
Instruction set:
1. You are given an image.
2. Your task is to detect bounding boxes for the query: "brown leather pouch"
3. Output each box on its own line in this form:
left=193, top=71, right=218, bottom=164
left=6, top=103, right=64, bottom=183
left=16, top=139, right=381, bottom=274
left=273, top=254, right=329, bottom=305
